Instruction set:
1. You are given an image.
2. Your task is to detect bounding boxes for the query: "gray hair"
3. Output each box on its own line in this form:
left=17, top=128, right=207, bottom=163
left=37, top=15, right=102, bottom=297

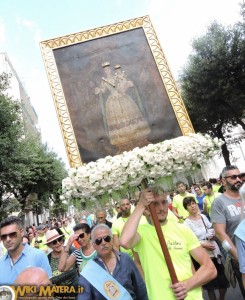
left=221, top=165, right=239, bottom=178
left=91, top=224, right=112, bottom=242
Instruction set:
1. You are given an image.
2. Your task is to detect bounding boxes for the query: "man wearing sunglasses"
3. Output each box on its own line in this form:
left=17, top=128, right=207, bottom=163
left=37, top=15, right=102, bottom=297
left=78, top=224, right=148, bottom=300
left=0, top=216, right=52, bottom=284
left=211, top=165, right=245, bottom=297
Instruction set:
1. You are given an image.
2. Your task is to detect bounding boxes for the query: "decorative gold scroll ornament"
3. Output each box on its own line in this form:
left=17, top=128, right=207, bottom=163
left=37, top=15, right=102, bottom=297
left=40, top=16, right=194, bottom=167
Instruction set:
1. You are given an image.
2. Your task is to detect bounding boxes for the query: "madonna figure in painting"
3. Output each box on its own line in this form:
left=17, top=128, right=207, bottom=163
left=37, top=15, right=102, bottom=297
left=95, top=62, right=151, bottom=154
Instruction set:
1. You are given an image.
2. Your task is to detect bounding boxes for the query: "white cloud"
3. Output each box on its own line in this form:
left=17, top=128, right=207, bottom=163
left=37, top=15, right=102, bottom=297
left=16, top=17, right=36, bottom=29
left=16, top=16, right=42, bottom=47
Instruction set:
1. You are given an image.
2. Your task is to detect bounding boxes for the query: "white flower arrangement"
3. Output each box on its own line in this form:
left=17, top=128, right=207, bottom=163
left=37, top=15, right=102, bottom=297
left=61, top=133, right=223, bottom=204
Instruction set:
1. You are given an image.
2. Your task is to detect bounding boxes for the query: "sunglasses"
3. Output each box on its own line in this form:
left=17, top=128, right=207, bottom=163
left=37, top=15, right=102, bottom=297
left=224, top=174, right=243, bottom=180
left=94, top=235, right=111, bottom=246
left=1, top=231, right=18, bottom=241
left=50, top=237, right=64, bottom=246
left=76, top=233, right=85, bottom=240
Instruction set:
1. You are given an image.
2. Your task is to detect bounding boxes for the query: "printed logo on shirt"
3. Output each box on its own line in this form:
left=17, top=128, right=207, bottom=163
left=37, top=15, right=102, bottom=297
left=227, top=204, right=245, bottom=217
left=167, top=240, right=183, bottom=250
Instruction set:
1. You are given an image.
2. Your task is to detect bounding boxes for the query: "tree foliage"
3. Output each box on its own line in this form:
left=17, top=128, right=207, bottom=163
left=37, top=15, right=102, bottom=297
left=179, top=16, right=245, bottom=165
left=0, top=73, right=68, bottom=220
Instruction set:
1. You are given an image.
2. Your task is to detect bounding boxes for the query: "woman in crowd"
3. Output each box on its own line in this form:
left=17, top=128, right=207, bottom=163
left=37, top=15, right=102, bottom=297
left=183, top=196, right=229, bottom=300
left=27, top=225, right=36, bottom=244
left=58, top=223, right=96, bottom=273
left=22, top=234, right=30, bottom=245
left=45, top=228, right=79, bottom=298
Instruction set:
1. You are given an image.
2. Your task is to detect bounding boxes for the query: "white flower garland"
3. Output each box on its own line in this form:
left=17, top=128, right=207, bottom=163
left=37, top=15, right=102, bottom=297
left=61, top=133, right=223, bottom=203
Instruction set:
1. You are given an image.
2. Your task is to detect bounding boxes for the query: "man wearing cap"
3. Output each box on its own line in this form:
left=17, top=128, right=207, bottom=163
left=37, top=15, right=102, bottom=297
left=31, top=224, right=49, bottom=253
left=0, top=216, right=52, bottom=285
left=78, top=224, right=148, bottom=300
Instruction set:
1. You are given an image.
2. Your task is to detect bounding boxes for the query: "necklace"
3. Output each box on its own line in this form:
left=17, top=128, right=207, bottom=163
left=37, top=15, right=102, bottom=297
left=102, top=253, right=116, bottom=275
left=103, top=260, right=113, bottom=275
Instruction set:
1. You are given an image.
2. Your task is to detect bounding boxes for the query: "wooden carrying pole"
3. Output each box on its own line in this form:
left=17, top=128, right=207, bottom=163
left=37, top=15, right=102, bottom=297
left=141, top=179, right=179, bottom=284
left=148, top=202, right=179, bottom=284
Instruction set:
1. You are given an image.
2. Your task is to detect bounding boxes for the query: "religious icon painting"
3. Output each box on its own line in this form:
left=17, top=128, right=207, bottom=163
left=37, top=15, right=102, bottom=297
left=40, top=16, right=194, bottom=166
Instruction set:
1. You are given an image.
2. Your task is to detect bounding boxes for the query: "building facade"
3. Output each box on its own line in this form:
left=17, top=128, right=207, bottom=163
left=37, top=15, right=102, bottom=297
left=0, top=52, right=40, bottom=137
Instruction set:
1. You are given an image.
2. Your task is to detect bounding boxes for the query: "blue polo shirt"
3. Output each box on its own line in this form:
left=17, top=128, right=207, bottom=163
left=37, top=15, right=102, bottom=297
left=0, top=243, right=52, bottom=284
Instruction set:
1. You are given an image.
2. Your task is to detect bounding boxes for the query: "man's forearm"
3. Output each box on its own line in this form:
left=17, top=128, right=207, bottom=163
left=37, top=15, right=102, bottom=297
left=172, top=207, right=181, bottom=218
left=215, top=231, right=238, bottom=260
left=185, top=259, right=217, bottom=291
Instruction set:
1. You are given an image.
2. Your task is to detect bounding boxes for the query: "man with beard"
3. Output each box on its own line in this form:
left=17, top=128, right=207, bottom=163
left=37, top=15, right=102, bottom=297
left=78, top=224, right=148, bottom=300
left=0, top=216, right=52, bottom=284
left=112, top=198, right=134, bottom=258
left=120, top=186, right=216, bottom=300
left=112, top=198, right=147, bottom=259
left=211, top=165, right=245, bottom=297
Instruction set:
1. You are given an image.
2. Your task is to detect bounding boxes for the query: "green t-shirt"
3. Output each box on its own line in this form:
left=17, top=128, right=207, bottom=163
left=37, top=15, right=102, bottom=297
left=31, top=235, right=48, bottom=252
left=61, top=226, right=73, bottom=240
left=172, top=192, right=197, bottom=219
left=204, top=192, right=221, bottom=214
left=112, top=216, right=147, bottom=258
left=135, top=221, right=202, bottom=300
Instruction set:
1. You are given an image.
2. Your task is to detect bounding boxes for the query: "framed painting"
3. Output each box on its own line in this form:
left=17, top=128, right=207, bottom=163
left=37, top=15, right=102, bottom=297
left=40, top=15, right=194, bottom=167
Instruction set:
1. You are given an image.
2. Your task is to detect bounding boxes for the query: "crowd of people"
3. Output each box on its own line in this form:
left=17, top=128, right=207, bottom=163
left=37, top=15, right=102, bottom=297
left=0, top=165, right=244, bottom=300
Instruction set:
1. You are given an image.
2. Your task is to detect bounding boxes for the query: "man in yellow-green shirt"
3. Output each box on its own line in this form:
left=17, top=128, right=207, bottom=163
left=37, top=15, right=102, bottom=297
left=31, top=224, right=49, bottom=253
left=172, top=181, right=197, bottom=221
left=202, top=182, right=221, bottom=216
left=120, top=186, right=217, bottom=300
left=112, top=198, right=147, bottom=258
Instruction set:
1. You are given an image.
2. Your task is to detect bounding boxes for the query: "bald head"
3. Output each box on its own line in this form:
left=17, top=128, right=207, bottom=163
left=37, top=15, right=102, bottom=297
left=14, top=267, right=50, bottom=286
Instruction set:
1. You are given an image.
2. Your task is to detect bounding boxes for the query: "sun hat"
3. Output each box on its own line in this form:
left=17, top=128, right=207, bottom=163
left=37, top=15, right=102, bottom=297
left=44, top=229, right=64, bottom=245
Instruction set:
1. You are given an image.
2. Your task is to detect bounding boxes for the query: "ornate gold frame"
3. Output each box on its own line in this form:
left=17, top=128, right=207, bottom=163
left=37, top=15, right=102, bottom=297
left=40, top=16, right=194, bottom=167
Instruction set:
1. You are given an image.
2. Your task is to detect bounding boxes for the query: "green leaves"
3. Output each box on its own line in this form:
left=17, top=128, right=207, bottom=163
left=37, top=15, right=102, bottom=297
left=0, top=75, right=68, bottom=220
left=180, top=19, right=245, bottom=165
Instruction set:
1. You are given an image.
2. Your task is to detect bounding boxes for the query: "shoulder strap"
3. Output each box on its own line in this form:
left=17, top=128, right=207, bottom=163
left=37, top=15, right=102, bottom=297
left=200, top=215, right=208, bottom=233
left=81, top=259, right=133, bottom=300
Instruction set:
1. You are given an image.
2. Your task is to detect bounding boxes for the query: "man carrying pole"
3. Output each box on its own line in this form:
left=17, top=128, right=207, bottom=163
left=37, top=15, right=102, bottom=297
left=120, top=186, right=216, bottom=300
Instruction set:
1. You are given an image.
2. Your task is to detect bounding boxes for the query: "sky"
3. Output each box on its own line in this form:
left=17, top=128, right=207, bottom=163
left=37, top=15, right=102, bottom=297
left=0, top=0, right=242, bottom=168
